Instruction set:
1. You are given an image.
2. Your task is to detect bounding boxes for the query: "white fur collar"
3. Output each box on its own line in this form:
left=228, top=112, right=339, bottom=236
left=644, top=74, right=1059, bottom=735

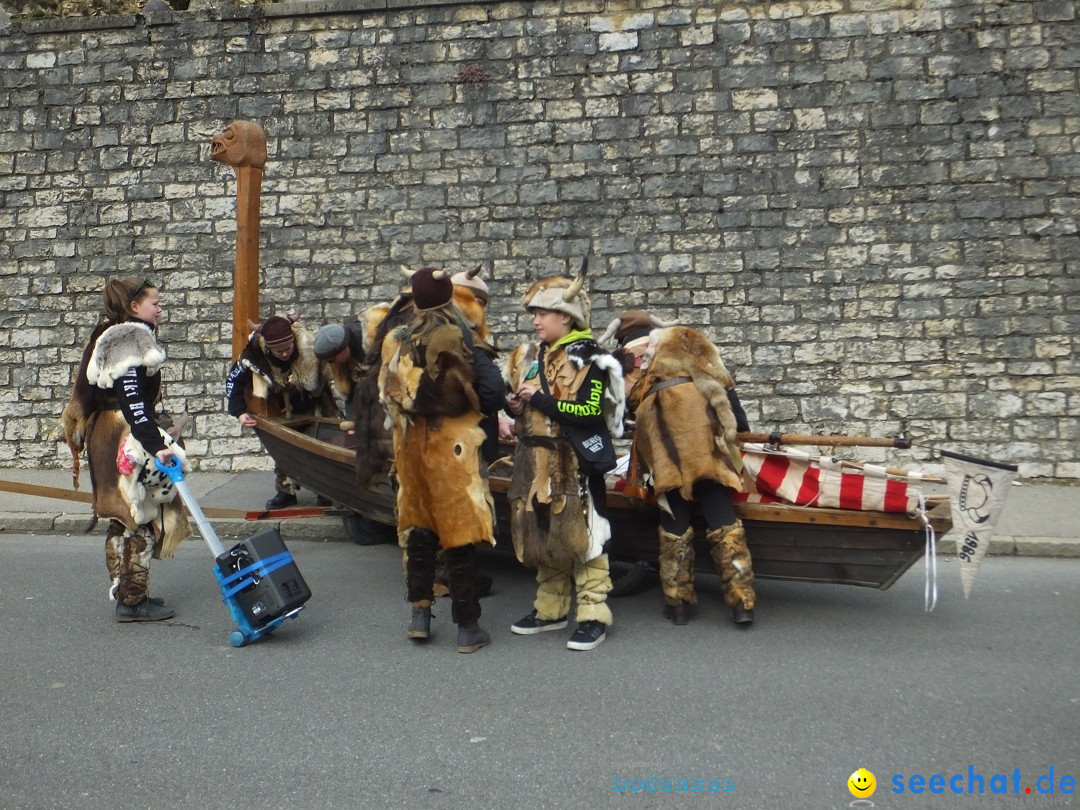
left=86, top=322, right=166, bottom=390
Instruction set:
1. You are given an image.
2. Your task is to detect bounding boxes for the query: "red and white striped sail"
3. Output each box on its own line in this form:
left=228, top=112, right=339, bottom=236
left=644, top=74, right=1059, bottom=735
left=735, top=444, right=920, bottom=516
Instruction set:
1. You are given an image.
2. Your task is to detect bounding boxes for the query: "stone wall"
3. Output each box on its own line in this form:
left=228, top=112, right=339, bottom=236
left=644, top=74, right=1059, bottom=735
left=0, top=0, right=1077, bottom=478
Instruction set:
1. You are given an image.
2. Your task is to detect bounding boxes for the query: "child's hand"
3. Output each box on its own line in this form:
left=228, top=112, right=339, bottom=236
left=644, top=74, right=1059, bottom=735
left=505, top=395, right=525, bottom=416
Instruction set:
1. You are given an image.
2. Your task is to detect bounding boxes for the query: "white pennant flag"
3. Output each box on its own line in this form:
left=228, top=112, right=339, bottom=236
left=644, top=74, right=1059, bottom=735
left=941, top=450, right=1018, bottom=598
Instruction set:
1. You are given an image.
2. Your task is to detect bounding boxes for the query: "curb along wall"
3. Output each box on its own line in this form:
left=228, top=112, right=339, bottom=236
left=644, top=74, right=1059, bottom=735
left=0, top=0, right=1077, bottom=477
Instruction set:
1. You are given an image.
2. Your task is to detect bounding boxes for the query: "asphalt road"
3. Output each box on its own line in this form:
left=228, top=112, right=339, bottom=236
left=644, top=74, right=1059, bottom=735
left=1, top=532, right=1077, bottom=810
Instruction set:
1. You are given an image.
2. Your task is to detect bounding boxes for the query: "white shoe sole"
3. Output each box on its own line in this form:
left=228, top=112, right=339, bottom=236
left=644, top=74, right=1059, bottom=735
left=567, top=632, right=606, bottom=651
left=511, top=618, right=569, bottom=635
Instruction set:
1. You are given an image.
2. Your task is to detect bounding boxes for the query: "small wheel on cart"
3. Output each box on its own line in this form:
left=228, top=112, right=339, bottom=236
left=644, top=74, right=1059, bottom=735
left=608, top=559, right=656, bottom=598
left=343, top=514, right=397, bottom=546
left=229, top=630, right=247, bottom=648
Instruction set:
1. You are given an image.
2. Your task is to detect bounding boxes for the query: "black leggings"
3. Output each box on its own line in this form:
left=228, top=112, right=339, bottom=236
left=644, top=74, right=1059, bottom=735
left=659, top=479, right=736, bottom=535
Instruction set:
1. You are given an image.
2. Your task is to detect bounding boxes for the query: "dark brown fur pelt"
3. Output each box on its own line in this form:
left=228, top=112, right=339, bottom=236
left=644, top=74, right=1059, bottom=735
left=378, top=311, right=480, bottom=429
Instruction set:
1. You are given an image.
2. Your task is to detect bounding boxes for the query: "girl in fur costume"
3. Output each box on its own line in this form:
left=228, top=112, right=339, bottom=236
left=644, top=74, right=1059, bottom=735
left=506, top=270, right=625, bottom=652
left=61, top=277, right=191, bottom=622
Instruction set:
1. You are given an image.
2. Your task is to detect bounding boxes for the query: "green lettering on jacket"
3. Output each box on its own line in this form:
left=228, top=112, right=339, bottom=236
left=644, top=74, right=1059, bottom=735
left=556, top=377, right=603, bottom=418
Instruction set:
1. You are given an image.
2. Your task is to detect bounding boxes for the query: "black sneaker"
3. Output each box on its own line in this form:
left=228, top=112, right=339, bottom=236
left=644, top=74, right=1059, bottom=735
left=511, top=610, right=569, bottom=635
left=265, top=491, right=298, bottom=510
left=567, top=620, right=606, bottom=651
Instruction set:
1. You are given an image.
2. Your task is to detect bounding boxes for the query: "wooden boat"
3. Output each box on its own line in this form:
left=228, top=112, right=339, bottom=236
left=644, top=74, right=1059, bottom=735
left=254, top=416, right=952, bottom=591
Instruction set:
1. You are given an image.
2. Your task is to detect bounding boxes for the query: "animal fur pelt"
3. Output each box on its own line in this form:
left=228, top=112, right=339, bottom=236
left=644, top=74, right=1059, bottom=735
left=378, top=307, right=493, bottom=550
left=379, top=311, right=481, bottom=427
left=61, top=321, right=166, bottom=489
left=451, top=286, right=490, bottom=343
left=352, top=296, right=413, bottom=488
left=355, top=293, right=494, bottom=488
left=87, top=322, right=166, bottom=389
left=61, top=321, right=110, bottom=488
left=503, top=338, right=624, bottom=566
left=628, top=326, right=743, bottom=503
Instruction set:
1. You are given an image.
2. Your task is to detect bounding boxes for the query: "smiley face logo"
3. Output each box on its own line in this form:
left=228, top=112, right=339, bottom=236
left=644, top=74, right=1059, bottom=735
left=848, top=768, right=876, bottom=798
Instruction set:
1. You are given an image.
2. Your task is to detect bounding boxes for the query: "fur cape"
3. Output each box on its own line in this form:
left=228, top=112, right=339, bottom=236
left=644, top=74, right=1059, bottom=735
left=352, top=290, right=491, bottom=488
left=236, top=321, right=329, bottom=418
left=61, top=321, right=191, bottom=557
left=378, top=307, right=494, bottom=550
left=503, top=338, right=625, bottom=567
left=628, top=326, right=743, bottom=504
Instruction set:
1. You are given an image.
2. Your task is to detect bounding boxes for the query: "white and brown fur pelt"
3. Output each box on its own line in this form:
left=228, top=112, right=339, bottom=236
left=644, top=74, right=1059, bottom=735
left=503, top=338, right=625, bottom=568
left=377, top=306, right=494, bottom=550
left=237, top=321, right=326, bottom=418
left=629, top=326, right=743, bottom=508
left=62, top=322, right=191, bottom=558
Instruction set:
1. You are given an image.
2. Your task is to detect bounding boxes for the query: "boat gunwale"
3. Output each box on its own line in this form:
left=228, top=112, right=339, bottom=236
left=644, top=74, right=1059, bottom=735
left=254, top=415, right=952, bottom=534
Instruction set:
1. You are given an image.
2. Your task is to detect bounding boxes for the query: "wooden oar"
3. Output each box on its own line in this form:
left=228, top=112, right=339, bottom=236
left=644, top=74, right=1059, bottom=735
left=736, top=431, right=912, bottom=449
left=0, top=479, right=249, bottom=519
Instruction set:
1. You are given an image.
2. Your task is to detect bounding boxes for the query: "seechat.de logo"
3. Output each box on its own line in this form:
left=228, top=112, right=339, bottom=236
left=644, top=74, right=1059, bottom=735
left=848, top=768, right=877, bottom=807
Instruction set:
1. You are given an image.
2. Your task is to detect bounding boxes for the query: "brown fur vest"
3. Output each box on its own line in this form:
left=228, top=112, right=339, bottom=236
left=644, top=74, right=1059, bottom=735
left=627, top=326, right=743, bottom=503
left=504, top=339, right=624, bottom=567
left=236, top=322, right=328, bottom=418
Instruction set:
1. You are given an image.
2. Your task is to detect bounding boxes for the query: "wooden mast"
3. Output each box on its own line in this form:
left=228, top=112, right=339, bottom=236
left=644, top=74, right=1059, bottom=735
left=210, top=120, right=267, bottom=359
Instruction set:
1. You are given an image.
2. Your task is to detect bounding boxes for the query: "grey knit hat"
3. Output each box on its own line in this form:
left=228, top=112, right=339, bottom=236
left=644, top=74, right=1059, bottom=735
left=314, top=323, right=347, bottom=360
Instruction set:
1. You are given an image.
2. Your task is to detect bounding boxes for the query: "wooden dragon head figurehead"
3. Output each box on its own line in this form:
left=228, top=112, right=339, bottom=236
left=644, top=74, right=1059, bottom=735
left=210, top=120, right=267, bottom=169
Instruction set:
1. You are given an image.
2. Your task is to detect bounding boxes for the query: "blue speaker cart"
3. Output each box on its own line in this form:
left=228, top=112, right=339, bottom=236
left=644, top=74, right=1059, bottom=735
left=156, top=458, right=311, bottom=647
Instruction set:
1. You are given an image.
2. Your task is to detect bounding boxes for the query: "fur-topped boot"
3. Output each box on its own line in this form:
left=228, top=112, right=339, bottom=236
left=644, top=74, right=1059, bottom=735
left=111, top=527, right=174, bottom=622
left=706, top=521, right=756, bottom=627
left=658, top=526, right=696, bottom=625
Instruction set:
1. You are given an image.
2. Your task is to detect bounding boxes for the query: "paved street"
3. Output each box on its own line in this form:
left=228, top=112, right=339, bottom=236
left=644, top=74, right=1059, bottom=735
left=1, top=531, right=1077, bottom=810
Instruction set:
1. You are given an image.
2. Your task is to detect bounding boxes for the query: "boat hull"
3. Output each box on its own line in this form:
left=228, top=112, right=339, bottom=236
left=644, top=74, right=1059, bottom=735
left=254, top=417, right=951, bottom=590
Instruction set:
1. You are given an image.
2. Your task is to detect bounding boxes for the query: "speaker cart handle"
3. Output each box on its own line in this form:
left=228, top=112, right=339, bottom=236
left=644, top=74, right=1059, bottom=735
left=155, top=457, right=227, bottom=558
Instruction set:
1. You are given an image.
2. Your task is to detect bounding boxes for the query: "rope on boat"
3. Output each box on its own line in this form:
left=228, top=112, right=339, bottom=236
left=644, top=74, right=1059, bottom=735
left=918, top=490, right=938, bottom=612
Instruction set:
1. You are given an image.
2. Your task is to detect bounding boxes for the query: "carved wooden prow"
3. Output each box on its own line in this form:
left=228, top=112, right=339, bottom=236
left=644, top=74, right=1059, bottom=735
left=210, top=120, right=267, bottom=360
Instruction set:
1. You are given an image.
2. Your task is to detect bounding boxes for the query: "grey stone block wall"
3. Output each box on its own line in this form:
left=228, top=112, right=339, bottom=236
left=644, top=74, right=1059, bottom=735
left=0, top=0, right=1077, bottom=479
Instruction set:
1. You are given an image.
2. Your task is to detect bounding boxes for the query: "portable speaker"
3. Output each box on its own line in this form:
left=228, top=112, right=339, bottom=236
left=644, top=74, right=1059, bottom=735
left=215, top=527, right=312, bottom=629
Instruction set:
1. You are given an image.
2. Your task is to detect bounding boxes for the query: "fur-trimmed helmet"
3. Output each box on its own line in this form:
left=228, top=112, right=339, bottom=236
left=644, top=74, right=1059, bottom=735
left=451, top=266, right=489, bottom=304
left=520, top=258, right=591, bottom=330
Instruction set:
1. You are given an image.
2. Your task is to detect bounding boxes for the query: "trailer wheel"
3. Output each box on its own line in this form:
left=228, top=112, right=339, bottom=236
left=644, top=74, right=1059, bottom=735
left=344, top=514, right=397, bottom=546
left=608, top=560, right=655, bottom=598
